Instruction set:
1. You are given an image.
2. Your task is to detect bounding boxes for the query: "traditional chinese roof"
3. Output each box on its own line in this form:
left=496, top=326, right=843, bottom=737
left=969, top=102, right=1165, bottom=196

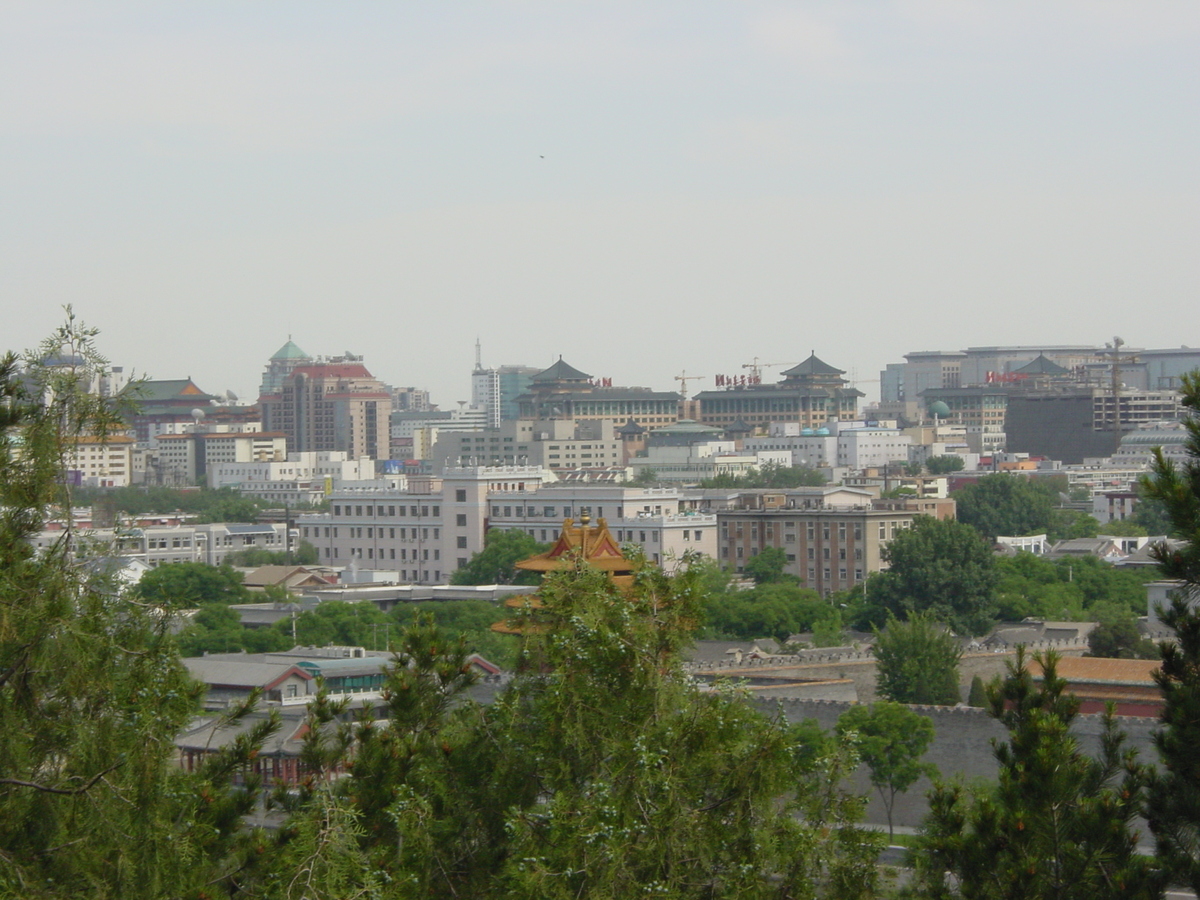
left=136, top=378, right=217, bottom=405
left=531, top=357, right=592, bottom=383
left=726, top=419, right=753, bottom=434
left=271, top=340, right=311, bottom=361
left=493, top=517, right=637, bottom=635
left=515, top=517, right=633, bottom=576
left=780, top=354, right=845, bottom=379
left=617, top=418, right=646, bottom=436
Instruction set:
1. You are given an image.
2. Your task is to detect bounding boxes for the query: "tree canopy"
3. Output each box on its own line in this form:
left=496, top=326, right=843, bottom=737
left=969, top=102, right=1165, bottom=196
left=865, top=515, right=997, bottom=635
left=873, top=612, right=962, bottom=706
left=134, top=560, right=251, bottom=607
left=952, top=473, right=1059, bottom=541
left=449, top=528, right=549, bottom=585
left=911, top=649, right=1162, bottom=899
left=837, top=701, right=936, bottom=838
left=0, top=313, right=274, bottom=897
left=1142, top=370, right=1200, bottom=892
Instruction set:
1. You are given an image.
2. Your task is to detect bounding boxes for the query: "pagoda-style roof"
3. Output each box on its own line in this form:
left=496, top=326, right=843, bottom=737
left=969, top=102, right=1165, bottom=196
left=492, top=517, right=637, bottom=635
left=1013, top=354, right=1070, bottom=376
left=531, top=357, right=592, bottom=383
left=515, top=517, right=633, bottom=576
left=134, top=379, right=218, bottom=412
left=617, top=418, right=646, bottom=436
left=726, top=418, right=753, bottom=434
left=271, top=340, right=311, bottom=361
left=780, top=354, right=845, bottom=379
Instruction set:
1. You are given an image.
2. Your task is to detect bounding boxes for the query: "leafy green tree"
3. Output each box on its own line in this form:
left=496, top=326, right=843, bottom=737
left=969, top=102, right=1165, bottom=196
left=224, top=539, right=319, bottom=566
left=953, top=473, right=1058, bottom=540
left=1048, top=509, right=1101, bottom=542
left=874, top=612, right=962, bottom=705
left=926, top=454, right=966, bottom=474
left=1084, top=602, right=1158, bottom=660
left=1099, top=518, right=1147, bottom=537
left=837, top=701, right=937, bottom=838
left=869, top=515, right=997, bottom=634
left=743, top=545, right=791, bottom=584
left=1141, top=370, right=1200, bottom=892
left=703, top=581, right=831, bottom=643
left=276, top=600, right=390, bottom=648
left=449, top=528, right=549, bottom=585
left=910, top=649, right=1162, bottom=899
left=0, top=314, right=275, bottom=897
left=134, top=560, right=251, bottom=607
left=256, top=556, right=885, bottom=898
left=699, top=461, right=826, bottom=489
left=176, top=603, right=292, bottom=656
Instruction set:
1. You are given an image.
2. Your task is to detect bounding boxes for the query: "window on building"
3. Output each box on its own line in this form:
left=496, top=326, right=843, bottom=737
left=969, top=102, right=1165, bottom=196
left=456, top=489, right=467, bottom=502
left=457, top=536, right=467, bottom=549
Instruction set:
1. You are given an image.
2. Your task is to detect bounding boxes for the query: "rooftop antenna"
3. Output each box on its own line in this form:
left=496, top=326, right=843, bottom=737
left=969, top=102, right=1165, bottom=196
left=474, top=337, right=482, bottom=370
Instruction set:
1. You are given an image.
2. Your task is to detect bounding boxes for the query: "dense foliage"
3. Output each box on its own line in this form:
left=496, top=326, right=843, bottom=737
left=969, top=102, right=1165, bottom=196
left=952, top=474, right=1059, bottom=541
left=74, top=484, right=275, bottom=523
left=698, top=460, right=826, bottom=489
left=1143, top=370, right=1200, bottom=892
left=0, top=314, right=275, bottom=898
left=250, top=557, right=885, bottom=899
left=873, top=613, right=962, bottom=706
left=449, top=529, right=549, bottom=585
left=910, top=649, right=1162, bottom=899
left=863, top=515, right=997, bottom=635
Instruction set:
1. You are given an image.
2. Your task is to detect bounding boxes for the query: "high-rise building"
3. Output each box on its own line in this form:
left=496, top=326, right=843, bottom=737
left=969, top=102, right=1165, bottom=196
left=469, top=342, right=539, bottom=428
left=260, top=351, right=392, bottom=460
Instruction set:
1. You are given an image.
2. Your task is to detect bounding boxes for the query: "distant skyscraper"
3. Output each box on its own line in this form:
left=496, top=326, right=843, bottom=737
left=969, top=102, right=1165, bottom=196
left=259, top=345, right=392, bottom=460
left=470, top=340, right=539, bottom=428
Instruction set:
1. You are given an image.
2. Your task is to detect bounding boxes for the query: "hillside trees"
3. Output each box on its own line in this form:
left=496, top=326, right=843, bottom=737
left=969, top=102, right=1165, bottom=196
left=910, top=650, right=1162, bottom=899
left=0, top=314, right=273, bottom=897
left=1142, top=371, right=1200, bottom=892
left=256, top=555, right=885, bottom=898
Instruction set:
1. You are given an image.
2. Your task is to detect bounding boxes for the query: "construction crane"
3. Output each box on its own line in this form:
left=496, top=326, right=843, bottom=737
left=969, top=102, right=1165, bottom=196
left=675, top=371, right=705, bottom=396
left=1105, top=336, right=1140, bottom=451
left=741, top=357, right=795, bottom=381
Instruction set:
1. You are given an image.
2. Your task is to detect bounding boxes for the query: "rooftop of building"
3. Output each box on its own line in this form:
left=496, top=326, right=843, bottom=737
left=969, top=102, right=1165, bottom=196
left=270, top=339, right=311, bottom=361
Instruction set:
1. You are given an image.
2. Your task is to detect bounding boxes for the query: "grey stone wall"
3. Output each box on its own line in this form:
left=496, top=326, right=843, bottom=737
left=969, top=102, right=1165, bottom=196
left=763, top=696, right=1160, bottom=831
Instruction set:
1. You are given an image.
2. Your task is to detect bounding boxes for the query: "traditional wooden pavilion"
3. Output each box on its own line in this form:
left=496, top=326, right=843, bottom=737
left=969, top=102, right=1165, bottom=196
left=492, top=514, right=635, bottom=634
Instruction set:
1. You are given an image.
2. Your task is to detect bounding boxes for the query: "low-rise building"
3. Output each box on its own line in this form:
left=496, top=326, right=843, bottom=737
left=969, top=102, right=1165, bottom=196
left=715, top=493, right=915, bottom=596
left=64, top=434, right=135, bottom=487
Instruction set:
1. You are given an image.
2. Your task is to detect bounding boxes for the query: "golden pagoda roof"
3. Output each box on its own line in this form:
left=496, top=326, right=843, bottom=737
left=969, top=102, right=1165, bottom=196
left=514, top=517, right=633, bottom=575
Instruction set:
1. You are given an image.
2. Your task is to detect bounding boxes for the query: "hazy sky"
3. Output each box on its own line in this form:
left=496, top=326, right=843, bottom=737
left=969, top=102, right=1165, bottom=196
left=2, top=2, right=1197, bottom=408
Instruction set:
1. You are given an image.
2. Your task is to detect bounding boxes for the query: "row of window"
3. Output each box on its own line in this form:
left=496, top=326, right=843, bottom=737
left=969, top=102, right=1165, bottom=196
left=332, top=504, right=441, bottom=518
left=302, top=526, right=439, bottom=541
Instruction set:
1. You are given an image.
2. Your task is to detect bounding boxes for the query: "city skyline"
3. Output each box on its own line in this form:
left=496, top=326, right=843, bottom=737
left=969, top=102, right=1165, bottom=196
left=2, top=3, right=1197, bottom=406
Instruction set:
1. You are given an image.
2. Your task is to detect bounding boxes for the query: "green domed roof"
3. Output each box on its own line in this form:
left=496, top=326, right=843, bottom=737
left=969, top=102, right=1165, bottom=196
left=928, top=400, right=951, bottom=418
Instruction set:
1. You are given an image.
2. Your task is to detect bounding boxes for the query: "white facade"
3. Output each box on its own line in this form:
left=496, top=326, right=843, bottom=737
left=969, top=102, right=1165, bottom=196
left=31, top=522, right=292, bottom=567
left=298, top=467, right=548, bottom=584
left=208, top=451, right=376, bottom=489
left=65, top=435, right=135, bottom=488
left=295, top=475, right=722, bottom=583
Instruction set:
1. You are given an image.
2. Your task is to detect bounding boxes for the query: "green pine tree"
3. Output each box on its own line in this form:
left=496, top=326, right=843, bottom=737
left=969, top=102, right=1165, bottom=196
left=909, top=648, right=1163, bottom=899
left=1142, top=370, right=1200, bottom=893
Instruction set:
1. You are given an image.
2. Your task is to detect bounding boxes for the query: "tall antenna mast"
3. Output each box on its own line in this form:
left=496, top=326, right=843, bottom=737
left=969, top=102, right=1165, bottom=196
left=474, top=337, right=482, bottom=370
